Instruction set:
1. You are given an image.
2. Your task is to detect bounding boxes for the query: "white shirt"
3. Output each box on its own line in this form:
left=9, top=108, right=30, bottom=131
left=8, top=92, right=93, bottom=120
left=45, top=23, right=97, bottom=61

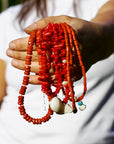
left=0, top=0, right=114, bottom=144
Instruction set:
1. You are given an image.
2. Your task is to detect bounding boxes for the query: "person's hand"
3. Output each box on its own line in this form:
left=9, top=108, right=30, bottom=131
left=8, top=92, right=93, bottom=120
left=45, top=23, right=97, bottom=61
left=6, top=15, right=106, bottom=84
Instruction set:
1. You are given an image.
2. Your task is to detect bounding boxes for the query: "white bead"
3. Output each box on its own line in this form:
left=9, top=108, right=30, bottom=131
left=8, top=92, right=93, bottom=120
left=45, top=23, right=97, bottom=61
left=74, top=97, right=78, bottom=102
left=49, top=97, right=73, bottom=114
left=62, top=81, right=68, bottom=86
left=72, top=47, right=75, bottom=52
left=49, top=97, right=64, bottom=113
left=79, top=104, right=86, bottom=111
left=64, top=104, right=73, bottom=113
left=73, top=64, right=76, bottom=68
left=62, top=59, right=66, bottom=63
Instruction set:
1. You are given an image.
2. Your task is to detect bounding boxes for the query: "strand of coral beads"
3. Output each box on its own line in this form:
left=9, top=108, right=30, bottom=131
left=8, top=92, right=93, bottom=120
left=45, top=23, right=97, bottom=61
left=18, top=23, right=87, bottom=124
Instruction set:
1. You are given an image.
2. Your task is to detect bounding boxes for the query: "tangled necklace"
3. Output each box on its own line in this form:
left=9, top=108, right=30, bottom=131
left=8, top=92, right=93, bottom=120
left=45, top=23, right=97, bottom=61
left=18, top=23, right=87, bottom=124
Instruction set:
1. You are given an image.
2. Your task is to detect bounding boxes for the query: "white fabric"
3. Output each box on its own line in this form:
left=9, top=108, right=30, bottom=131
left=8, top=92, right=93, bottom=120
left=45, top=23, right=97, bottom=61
left=0, top=0, right=114, bottom=144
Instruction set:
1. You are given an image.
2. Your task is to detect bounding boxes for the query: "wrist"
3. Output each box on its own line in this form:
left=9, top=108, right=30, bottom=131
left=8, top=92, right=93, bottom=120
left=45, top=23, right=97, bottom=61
left=91, top=21, right=113, bottom=61
left=98, top=23, right=114, bottom=59
left=91, top=10, right=114, bottom=58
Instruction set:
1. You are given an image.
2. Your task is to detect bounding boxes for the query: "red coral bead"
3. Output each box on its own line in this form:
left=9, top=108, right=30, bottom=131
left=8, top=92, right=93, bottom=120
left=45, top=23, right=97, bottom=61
left=19, top=86, right=27, bottom=95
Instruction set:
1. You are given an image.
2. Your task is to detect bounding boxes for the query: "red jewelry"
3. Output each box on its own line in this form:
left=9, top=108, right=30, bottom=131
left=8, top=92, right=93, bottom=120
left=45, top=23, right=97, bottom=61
left=18, top=23, right=87, bottom=124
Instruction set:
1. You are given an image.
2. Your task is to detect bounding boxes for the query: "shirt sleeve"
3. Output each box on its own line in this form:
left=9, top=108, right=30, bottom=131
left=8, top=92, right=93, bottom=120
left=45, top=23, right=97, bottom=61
left=0, top=5, right=22, bottom=62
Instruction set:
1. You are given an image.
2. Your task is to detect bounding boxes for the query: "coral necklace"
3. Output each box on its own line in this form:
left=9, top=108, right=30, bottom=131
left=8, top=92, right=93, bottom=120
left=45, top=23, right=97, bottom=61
left=18, top=23, right=87, bottom=124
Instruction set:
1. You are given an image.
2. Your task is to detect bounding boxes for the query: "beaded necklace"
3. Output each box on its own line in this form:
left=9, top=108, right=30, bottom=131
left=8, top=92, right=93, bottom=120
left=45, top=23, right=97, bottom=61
left=18, top=23, right=87, bottom=124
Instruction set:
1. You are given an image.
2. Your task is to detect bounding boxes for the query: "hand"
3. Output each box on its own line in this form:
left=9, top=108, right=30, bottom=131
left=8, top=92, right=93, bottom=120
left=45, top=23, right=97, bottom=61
left=7, top=15, right=106, bottom=84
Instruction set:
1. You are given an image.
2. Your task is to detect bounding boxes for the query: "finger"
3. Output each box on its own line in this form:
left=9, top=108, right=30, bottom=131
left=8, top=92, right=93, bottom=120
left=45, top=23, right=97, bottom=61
left=29, top=74, right=56, bottom=85
left=25, top=15, right=72, bottom=34
left=29, top=75, right=40, bottom=85
left=7, top=50, right=38, bottom=61
left=11, top=59, right=40, bottom=73
left=9, top=37, right=36, bottom=51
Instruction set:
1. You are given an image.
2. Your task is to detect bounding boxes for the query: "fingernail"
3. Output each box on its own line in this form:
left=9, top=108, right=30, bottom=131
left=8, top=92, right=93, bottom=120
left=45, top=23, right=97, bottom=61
left=12, top=60, right=18, bottom=66
left=9, top=43, right=16, bottom=50
left=7, top=50, right=13, bottom=57
left=25, top=23, right=37, bottom=31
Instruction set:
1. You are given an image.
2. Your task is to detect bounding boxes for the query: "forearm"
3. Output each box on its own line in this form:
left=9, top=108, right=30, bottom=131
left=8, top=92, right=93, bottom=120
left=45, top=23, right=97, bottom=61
left=0, top=59, right=7, bottom=107
left=7, top=2, right=114, bottom=79
left=92, top=0, right=114, bottom=25
left=91, top=0, right=114, bottom=57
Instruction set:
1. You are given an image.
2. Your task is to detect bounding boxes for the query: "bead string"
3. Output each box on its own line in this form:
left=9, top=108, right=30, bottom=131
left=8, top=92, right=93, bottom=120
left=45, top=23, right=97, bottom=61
left=70, top=25, right=87, bottom=102
left=61, top=23, right=76, bottom=111
left=18, top=30, right=53, bottom=124
left=18, top=23, right=87, bottom=124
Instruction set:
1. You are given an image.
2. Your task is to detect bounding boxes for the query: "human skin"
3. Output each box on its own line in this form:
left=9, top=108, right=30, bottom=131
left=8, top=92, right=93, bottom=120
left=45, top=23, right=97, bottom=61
left=0, top=0, right=113, bottom=101
left=7, top=0, right=114, bottom=84
left=0, top=59, right=7, bottom=107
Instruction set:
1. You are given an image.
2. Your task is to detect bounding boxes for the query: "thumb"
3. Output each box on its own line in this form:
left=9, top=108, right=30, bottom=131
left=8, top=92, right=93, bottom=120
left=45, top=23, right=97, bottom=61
left=24, top=15, right=71, bottom=34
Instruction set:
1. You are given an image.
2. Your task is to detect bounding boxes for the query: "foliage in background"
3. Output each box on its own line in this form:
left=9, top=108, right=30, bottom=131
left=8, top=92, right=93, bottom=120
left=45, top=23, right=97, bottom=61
left=0, top=0, right=24, bottom=12
left=8, top=0, right=23, bottom=7
left=0, top=0, right=2, bottom=12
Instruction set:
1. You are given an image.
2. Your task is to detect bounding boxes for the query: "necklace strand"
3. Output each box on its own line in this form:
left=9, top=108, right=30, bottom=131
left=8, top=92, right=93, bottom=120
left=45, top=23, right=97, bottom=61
left=18, top=23, right=87, bottom=124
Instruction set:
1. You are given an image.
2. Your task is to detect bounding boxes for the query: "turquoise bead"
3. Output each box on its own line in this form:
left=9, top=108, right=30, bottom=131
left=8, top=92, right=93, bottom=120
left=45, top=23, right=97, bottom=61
left=78, top=101, right=83, bottom=106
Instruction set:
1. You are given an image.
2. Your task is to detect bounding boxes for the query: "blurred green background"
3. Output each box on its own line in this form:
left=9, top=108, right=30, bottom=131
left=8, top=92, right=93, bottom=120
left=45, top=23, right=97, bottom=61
left=0, top=0, right=23, bottom=13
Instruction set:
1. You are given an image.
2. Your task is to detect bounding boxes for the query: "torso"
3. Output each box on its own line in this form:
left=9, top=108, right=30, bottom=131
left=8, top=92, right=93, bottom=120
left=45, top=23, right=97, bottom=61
left=0, top=0, right=114, bottom=144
